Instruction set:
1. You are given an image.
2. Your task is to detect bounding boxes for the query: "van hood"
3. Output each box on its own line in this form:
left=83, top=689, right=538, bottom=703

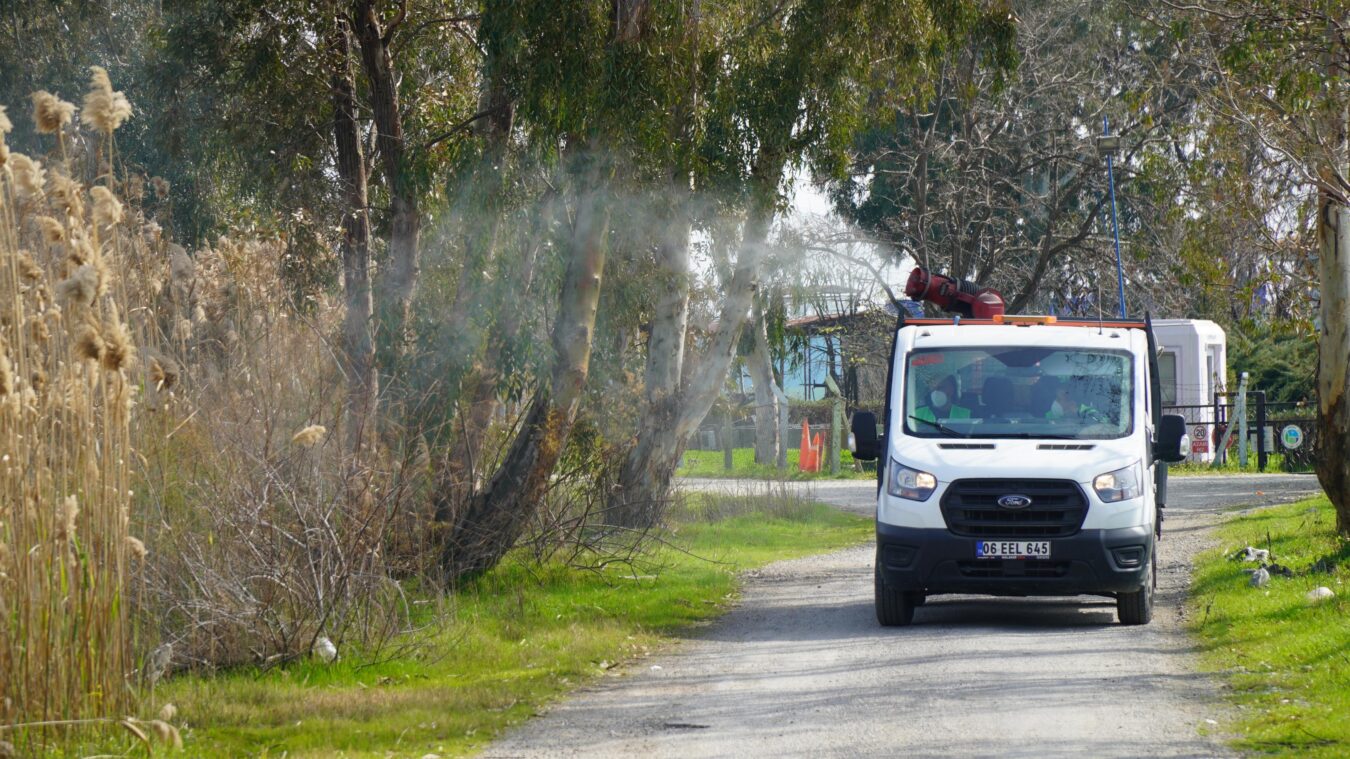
left=894, top=437, right=1142, bottom=484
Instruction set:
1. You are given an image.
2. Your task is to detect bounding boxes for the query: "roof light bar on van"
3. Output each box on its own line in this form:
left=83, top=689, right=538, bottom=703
left=992, top=314, right=1058, bottom=325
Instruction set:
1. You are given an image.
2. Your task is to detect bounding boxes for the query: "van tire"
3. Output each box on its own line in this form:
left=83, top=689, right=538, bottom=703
left=1116, top=552, right=1155, bottom=625
left=875, top=564, right=916, bottom=626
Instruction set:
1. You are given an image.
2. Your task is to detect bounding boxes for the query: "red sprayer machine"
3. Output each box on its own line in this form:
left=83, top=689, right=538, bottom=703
left=904, top=267, right=1006, bottom=319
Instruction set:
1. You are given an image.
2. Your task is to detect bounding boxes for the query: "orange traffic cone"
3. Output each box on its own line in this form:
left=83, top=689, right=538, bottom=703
left=812, top=432, right=824, bottom=472
left=799, top=420, right=813, bottom=472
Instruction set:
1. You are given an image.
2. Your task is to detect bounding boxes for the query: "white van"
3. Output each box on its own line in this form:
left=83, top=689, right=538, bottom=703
left=850, top=313, right=1189, bottom=626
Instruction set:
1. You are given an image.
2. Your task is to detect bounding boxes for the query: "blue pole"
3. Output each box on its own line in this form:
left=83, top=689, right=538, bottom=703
left=1104, top=116, right=1126, bottom=318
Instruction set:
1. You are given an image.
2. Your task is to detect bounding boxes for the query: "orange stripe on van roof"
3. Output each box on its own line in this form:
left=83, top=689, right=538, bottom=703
left=903, top=318, right=1147, bottom=329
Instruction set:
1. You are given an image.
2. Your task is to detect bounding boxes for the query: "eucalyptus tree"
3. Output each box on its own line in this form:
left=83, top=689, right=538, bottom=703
left=440, top=0, right=712, bottom=579
left=606, top=0, right=1019, bottom=527
left=1179, top=0, right=1350, bottom=533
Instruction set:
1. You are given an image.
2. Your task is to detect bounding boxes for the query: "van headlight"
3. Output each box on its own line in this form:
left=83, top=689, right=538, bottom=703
left=888, top=459, right=937, bottom=501
left=1093, top=462, right=1142, bottom=502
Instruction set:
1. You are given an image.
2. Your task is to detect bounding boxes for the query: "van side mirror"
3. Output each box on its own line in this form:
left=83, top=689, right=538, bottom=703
left=1154, top=414, right=1188, bottom=463
left=851, top=411, right=880, bottom=461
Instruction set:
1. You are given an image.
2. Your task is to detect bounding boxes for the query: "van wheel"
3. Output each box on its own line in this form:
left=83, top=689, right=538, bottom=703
left=1116, top=551, right=1155, bottom=625
left=875, top=564, right=916, bottom=626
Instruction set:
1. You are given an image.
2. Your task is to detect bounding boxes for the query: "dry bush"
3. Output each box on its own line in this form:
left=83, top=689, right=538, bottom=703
left=134, top=231, right=420, bottom=671
left=0, top=78, right=140, bottom=747
left=2, top=72, right=426, bottom=751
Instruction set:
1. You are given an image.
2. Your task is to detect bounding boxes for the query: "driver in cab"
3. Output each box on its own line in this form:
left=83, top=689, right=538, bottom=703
left=915, top=375, right=971, bottom=423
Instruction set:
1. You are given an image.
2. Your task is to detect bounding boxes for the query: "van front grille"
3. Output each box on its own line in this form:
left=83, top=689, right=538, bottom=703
left=940, top=479, right=1088, bottom=538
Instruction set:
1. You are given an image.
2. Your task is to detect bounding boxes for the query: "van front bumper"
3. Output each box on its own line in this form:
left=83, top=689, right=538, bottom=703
left=876, top=522, right=1152, bottom=597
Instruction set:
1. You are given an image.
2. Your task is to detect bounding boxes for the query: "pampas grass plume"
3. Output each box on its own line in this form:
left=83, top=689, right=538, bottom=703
left=149, top=356, right=179, bottom=390
left=59, top=495, right=80, bottom=541
left=291, top=425, right=326, bottom=448
left=0, top=353, right=13, bottom=396
left=17, top=251, right=43, bottom=282
left=10, top=153, right=45, bottom=199
left=57, top=264, right=99, bottom=310
left=0, top=106, right=11, bottom=168
left=74, top=324, right=105, bottom=363
left=91, top=186, right=123, bottom=228
left=35, top=216, right=65, bottom=244
left=49, top=173, right=85, bottom=220
left=83, top=66, right=132, bottom=134
left=100, top=318, right=135, bottom=372
left=31, top=91, right=75, bottom=134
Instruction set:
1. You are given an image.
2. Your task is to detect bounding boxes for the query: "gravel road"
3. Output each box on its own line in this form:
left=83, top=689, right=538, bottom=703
left=484, top=474, right=1321, bottom=758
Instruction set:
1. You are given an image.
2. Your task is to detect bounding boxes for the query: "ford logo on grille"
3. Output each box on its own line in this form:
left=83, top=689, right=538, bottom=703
left=997, top=494, right=1033, bottom=509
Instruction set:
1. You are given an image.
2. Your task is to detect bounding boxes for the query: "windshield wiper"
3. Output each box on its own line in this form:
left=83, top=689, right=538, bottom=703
left=909, top=415, right=968, bottom=438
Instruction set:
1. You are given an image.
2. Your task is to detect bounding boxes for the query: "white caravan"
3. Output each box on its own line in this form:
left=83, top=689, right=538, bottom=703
left=850, top=313, right=1189, bottom=626
left=1152, top=319, right=1227, bottom=463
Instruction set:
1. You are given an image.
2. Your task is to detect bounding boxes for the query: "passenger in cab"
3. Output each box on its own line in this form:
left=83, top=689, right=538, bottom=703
left=915, top=375, right=971, bottom=423
left=1045, top=380, right=1104, bottom=423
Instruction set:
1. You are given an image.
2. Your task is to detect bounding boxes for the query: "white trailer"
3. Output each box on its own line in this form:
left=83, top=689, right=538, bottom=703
left=1151, top=320, right=1227, bottom=463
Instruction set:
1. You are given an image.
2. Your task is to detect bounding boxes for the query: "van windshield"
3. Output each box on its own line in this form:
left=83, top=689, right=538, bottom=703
left=904, top=346, right=1133, bottom=440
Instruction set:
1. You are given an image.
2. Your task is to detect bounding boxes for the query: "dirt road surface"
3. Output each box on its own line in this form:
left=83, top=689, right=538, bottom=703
left=484, top=474, right=1321, bottom=758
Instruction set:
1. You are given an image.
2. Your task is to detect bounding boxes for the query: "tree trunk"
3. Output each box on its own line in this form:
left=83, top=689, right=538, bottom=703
left=646, top=202, right=692, bottom=408
left=354, top=0, right=421, bottom=369
left=748, top=301, right=779, bottom=465
left=444, top=167, right=611, bottom=581
left=1316, top=198, right=1350, bottom=535
left=609, top=150, right=782, bottom=527
left=432, top=232, right=542, bottom=524
left=437, top=66, right=516, bottom=515
left=330, top=19, right=376, bottom=457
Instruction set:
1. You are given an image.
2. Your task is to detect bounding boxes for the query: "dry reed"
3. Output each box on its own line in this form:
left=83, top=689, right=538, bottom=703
left=0, top=78, right=139, bottom=750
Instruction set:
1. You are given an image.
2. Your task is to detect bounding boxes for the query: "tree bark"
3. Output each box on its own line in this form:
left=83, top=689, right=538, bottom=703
left=645, top=202, right=692, bottom=408
left=1316, top=198, right=1350, bottom=535
left=354, top=0, right=421, bottom=368
left=748, top=300, right=779, bottom=465
left=444, top=165, right=611, bottom=581
left=330, top=18, right=377, bottom=457
left=437, top=63, right=516, bottom=515
left=609, top=149, right=782, bottom=527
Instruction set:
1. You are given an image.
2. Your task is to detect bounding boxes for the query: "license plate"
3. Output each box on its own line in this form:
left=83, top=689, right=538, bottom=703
left=976, top=540, right=1051, bottom=559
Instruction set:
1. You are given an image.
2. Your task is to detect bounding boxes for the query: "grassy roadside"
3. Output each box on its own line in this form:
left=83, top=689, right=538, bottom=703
left=1190, top=495, right=1349, bottom=756
left=1170, top=451, right=1310, bottom=476
left=677, top=447, right=875, bottom=480
left=150, top=495, right=871, bottom=757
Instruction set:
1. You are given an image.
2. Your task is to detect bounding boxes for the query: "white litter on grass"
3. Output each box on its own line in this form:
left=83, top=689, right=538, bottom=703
left=1306, top=586, right=1335, bottom=603
left=1240, top=546, right=1270, bottom=563
left=313, top=635, right=338, bottom=663
left=1249, top=568, right=1270, bottom=588
left=650, top=665, right=663, bottom=671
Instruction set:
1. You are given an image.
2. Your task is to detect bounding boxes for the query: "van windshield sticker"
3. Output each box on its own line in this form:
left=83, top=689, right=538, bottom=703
left=912, top=354, right=945, bottom=366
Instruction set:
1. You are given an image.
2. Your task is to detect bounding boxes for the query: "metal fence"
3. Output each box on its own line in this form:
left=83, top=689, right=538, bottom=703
left=1164, top=392, right=1318, bottom=472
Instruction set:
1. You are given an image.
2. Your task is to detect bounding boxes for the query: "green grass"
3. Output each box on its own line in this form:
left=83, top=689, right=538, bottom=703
left=1170, top=451, right=1309, bottom=476
left=1190, top=495, right=1350, bottom=756
left=677, top=446, right=875, bottom=480
left=149, top=497, right=871, bottom=757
